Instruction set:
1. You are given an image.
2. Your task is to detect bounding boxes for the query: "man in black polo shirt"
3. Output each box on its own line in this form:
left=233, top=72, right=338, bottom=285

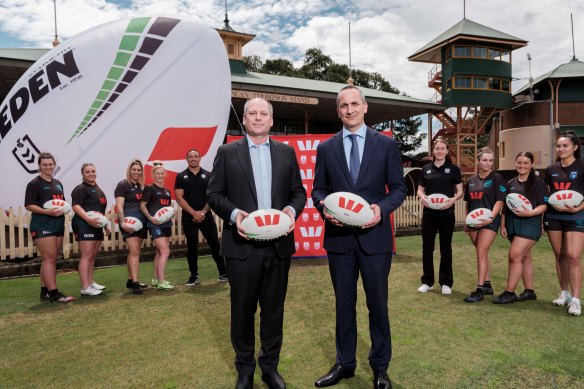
left=175, top=149, right=227, bottom=285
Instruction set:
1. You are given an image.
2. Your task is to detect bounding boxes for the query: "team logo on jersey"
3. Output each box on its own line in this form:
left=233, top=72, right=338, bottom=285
left=554, top=182, right=571, bottom=190
left=135, top=194, right=142, bottom=200
left=499, top=185, right=507, bottom=192
left=427, top=170, right=431, bottom=174
left=570, top=171, right=578, bottom=179
left=99, top=197, right=107, bottom=205
left=445, top=168, right=450, bottom=174
left=201, top=173, right=206, bottom=179
left=160, top=198, right=170, bottom=205
left=484, top=180, right=492, bottom=189
left=469, top=192, right=483, bottom=200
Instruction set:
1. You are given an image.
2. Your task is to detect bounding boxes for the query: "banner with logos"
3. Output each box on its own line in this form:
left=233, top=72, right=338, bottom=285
left=0, top=16, right=230, bottom=208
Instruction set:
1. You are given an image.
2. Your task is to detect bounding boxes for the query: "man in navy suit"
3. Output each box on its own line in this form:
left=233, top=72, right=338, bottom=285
left=312, top=85, right=407, bottom=389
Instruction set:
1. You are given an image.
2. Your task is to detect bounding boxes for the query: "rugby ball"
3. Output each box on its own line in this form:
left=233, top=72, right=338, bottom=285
left=86, top=211, right=108, bottom=228
left=43, top=199, right=72, bottom=214
left=505, top=193, right=533, bottom=214
left=124, top=216, right=143, bottom=232
left=548, top=190, right=584, bottom=209
left=153, top=206, right=175, bottom=223
left=465, top=208, right=493, bottom=228
left=425, top=193, right=450, bottom=210
left=241, top=209, right=290, bottom=241
left=323, top=192, right=375, bottom=227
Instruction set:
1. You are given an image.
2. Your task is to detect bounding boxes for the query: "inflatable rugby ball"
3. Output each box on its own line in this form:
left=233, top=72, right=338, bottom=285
left=548, top=190, right=584, bottom=209
left=465, top=208, right=493, bottom=228
left=505, top=193, right=533, bottom=214
left=241, top=209, right=290, bottom=241
left=86, top=211, right=108, bottom=228
left=124, top=216, right=144, bottom=231
left=425, top=193, right=449, bottom=210
left=43, top=199, right=72, bottom=214
left=324, top=192, right=375, bottom=227
left=153, top=206, right=175, bottom=223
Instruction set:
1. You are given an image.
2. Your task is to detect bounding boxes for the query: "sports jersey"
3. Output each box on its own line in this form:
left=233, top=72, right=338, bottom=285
left=71, top=182, right=107, bottom=228
left=464, top=172, right=506, bottom=212
left=418, top=161, right=462, bottom=214
left=505, top=176, right=549, bottom=239
left=24, top=176, right=65, bottom=233
left=545, top=160, right=584, bottom=221
left=142, top=184, right=173, bottom=229
left=174, top=168, right=211, bottom=217
left=114, top=179, right=144, bottom=217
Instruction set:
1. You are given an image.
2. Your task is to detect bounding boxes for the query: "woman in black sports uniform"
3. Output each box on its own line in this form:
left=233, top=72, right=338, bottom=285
left=71, top=163, right=109, bottom=297
left=140, top=162, right=174, bottom=290
left=495, top=152, right=548, bottom=304
left=463, top=147, right=506, bottom=303
left=24, top=152, right=75, bottom=303
left=115, top=159, right=148, bottom=295
left=544, top=131, right=584, bottom=316
left=416, top=138, right=463, bottom=295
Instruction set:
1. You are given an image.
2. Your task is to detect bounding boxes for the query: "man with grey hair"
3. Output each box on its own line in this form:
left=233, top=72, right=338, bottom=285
left=207, top=97, right=306, bottom=389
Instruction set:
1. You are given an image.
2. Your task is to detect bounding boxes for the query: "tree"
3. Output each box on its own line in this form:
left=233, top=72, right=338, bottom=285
left=299, top=48, right=333, bottom=80
left=243, top=55, right=263, bottom=72
left=261, top=59, right=297, bottom=77
left=385, top=116, right=426, bottom=158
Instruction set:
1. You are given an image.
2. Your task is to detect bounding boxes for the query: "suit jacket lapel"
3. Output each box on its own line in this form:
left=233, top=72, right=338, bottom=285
left=356, top=128, right=379, bottom=188
left=332, top=132, right=354, bottom=188
left=235, top=137, right=258, bottom=205
left=270, top=139, right=280, bottom=205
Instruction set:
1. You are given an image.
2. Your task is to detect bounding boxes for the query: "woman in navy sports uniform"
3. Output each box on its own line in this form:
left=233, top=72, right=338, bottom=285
left=495, top=152, right=548, bottom=304
left=544, top=131, right=584, bottom=316
left=24, top=152, right=75, bottom=303
left=71, top=163, right=109, bottom=297
left=140, top=162, right=174, bottom=291
left=417, top=138, right=463, bottom=295
left=115, top=159, right=148, bottom=295
left=463, top=147, right=506, bottom=303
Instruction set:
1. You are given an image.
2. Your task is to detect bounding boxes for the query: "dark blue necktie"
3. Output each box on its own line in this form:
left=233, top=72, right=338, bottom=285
left=349, top=134, right=360, bottom=185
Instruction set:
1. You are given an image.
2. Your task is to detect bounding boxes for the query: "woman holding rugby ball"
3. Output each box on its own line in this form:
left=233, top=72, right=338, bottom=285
left=496, top=152, right=548, bottom=304
left=71, top=163, right=109, bottom=297
left=24, top=152, right=75, bottom=303
left=463, top=147, right=506, bottom=303
left=417, top=137, right=463, bottom=295
left=115, top=159, right=148, bottom=295
left=140, top=161, right=174, bottom=291
left=545, top=131, right=584, bottom=316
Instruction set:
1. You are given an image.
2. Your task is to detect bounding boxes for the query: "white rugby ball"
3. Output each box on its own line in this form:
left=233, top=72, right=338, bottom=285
left=324, top=192, right=375, bottom=227
left=86, top=211, right=108, bottom=228
left=241, top=209, right=290, bottom=241
left=465, top=208, right=493, bottom=228
left=124, top=216, right=143, bottom=232
left=153, top=206, right=175, bottom=223
left=506, top=193, right=533, bottom=214
left=43, top=199, right=72, bottom=214
left=548, top=190, right=584, bottom=209
left=425, top=193, right=450, bottom=210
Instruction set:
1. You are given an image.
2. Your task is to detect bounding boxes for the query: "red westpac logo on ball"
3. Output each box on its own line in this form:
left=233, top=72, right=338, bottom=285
left=338, top=196, right=364, bottom=213
left=254, top=214, right=280, bottom=227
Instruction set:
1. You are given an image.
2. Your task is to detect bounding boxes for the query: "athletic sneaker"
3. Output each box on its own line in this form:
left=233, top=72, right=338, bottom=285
left=132, top=282, right=143, bottom=295
left=40, top=291, right=50, bottom=300
left=568, top=298, right=581, bottom=316
left=441, top=285, right=452, bottom=295
left=492, top=291, right=518, bottom=304
left=464, top=288, right=484, bottom=303
left=126, top=279, right=148, bottom=289
left=552, top=290, right=572, bottom=306
left=91, top=282, right=106, bottom=290
left=218, top=274, right=229, bottom=282
left=81, top=286, right=102, bottom=296
left=151, top=278, right=159, bottom=287
left=185, top=275, right=200, bottom=286
left=517, top=290, right=537, bottom=301
left=481, top=284, right=494, bottom=295
left=49, top=292, right=75, bottom=303
left=417, top=284, right=433, bottom=293
left=157, top=280, right=175, bottom=290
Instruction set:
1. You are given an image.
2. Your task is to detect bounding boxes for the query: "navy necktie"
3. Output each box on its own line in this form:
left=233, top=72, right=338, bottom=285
left=349, top=134, right=360, bottom=185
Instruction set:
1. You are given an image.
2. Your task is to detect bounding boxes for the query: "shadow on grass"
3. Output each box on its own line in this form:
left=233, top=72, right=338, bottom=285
left=392, top=254, right=421, bottom=264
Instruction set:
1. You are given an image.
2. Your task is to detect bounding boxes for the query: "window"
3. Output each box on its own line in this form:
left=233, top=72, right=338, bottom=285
left=489, top=78, right=501, bottom=90
left=454, top=77, right=471, bottom=89
left=488, top=48, right=501, bottom=60
left=500, top=50, right=510, bottom=62
left=473, top=78, right=488, bottom=89
left=454, top=46, right=471, bottom=57
left=473, top=47, right=487, bottom=58
left=448, top=45, right=511, bottom=62
left=228, top=44, right=235, bottom=55
left=502, top=80, right=511, bottom=92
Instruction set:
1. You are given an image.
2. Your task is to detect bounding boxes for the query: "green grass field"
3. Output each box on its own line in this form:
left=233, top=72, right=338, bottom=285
left=1, top=232, right=583, bottom=388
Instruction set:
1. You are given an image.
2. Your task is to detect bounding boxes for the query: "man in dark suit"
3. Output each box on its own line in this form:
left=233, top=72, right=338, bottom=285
left=207, top=97, right=306, bottom=389
left=312, top=85, right=407, bottom=389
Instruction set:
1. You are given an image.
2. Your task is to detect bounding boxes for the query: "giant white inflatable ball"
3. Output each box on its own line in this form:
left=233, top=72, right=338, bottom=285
left=0, top=16, right=230, bottom=208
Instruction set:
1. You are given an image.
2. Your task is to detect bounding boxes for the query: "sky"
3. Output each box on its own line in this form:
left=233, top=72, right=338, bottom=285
left=0, top=0, right=582, bottom=101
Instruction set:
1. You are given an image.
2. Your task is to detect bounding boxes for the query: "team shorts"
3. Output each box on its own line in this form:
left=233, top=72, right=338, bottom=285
left=149, top=226, right=172, bottom=240
left=122, top=228, right=148, bottom=240
left=31, top=229, right=64, bottom=240
left=544, top=218, right=584, bottom=233
left=507, top=233, right=540, bottom=242
left=73, top=224, right=104, bottom=241
left=469, top=216, right=500, bottom=233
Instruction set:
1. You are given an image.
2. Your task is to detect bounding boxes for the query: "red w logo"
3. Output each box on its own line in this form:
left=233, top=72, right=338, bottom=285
left=254, top=214, right=280, bottom=227
left=470, top=209, right=485, bottom=219
left=470, top=192, right=483, bottom=200
left=338, top=197, right=364, bottom=213
left=48, top=199, right=65, bottom=207
left=554, top=182, right=571, bottom=190
left=160, top=198, right=170, bottom=205
left=135, top=194, right=142, bottom=200
left=99, top=197, right=107, bottom=205
left=431, top=197, right=446, bottom=204
left=126, top=218, right=138, bottom=226
left=554, top=192, right=574, bottom=201
left=517, top=194, right=531, bottom=204
left=52, top=194, right=64, bottom=200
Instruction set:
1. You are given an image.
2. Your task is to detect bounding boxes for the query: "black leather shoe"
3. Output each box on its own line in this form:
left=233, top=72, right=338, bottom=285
left=261, top=371, right=286, bottom=389
left=315, top=364, right=355, bottom=387
left=235, top=374, right=253, bottom=389
left=373, top=371, right=392, bottom=389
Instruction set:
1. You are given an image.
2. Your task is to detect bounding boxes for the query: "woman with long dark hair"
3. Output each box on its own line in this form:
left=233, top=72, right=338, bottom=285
left=545, top=131, right=584, bottom=316
left=417, top=138, right=463, bottom=295
left=495, top=152, right=548, bottom=304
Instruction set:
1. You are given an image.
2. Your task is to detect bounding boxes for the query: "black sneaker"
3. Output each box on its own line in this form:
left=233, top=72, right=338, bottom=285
left=517, top=289, right=537, bottom=301
left=481, top=284, right=494, bottom=295
left=218, top=274, right=229, bottom=282
left=126, top=279, right=148, bottom=289
left=132, top=282, right=143, bottom=295
left=49, top=292, right=75, bottom=303
left=185, top=275, right=200, bottom=286
left=492, top=291, right=518, bottom=304
left=464, top=288, right=484, bottom=303
left=40, top=291, right=50, bottom=301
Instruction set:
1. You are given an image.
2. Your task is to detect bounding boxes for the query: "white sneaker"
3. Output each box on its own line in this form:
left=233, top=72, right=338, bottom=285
left=81, top=286, right=102, bottom=296
left=552, top=290, right=572, bottom=306
left=568, top=298, right=581, bottom=316
left=441, top=285, right=452, bottom=295
left=91, top=282, right=106, bottom=290
left=417, top=284, right=433, bottom=293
